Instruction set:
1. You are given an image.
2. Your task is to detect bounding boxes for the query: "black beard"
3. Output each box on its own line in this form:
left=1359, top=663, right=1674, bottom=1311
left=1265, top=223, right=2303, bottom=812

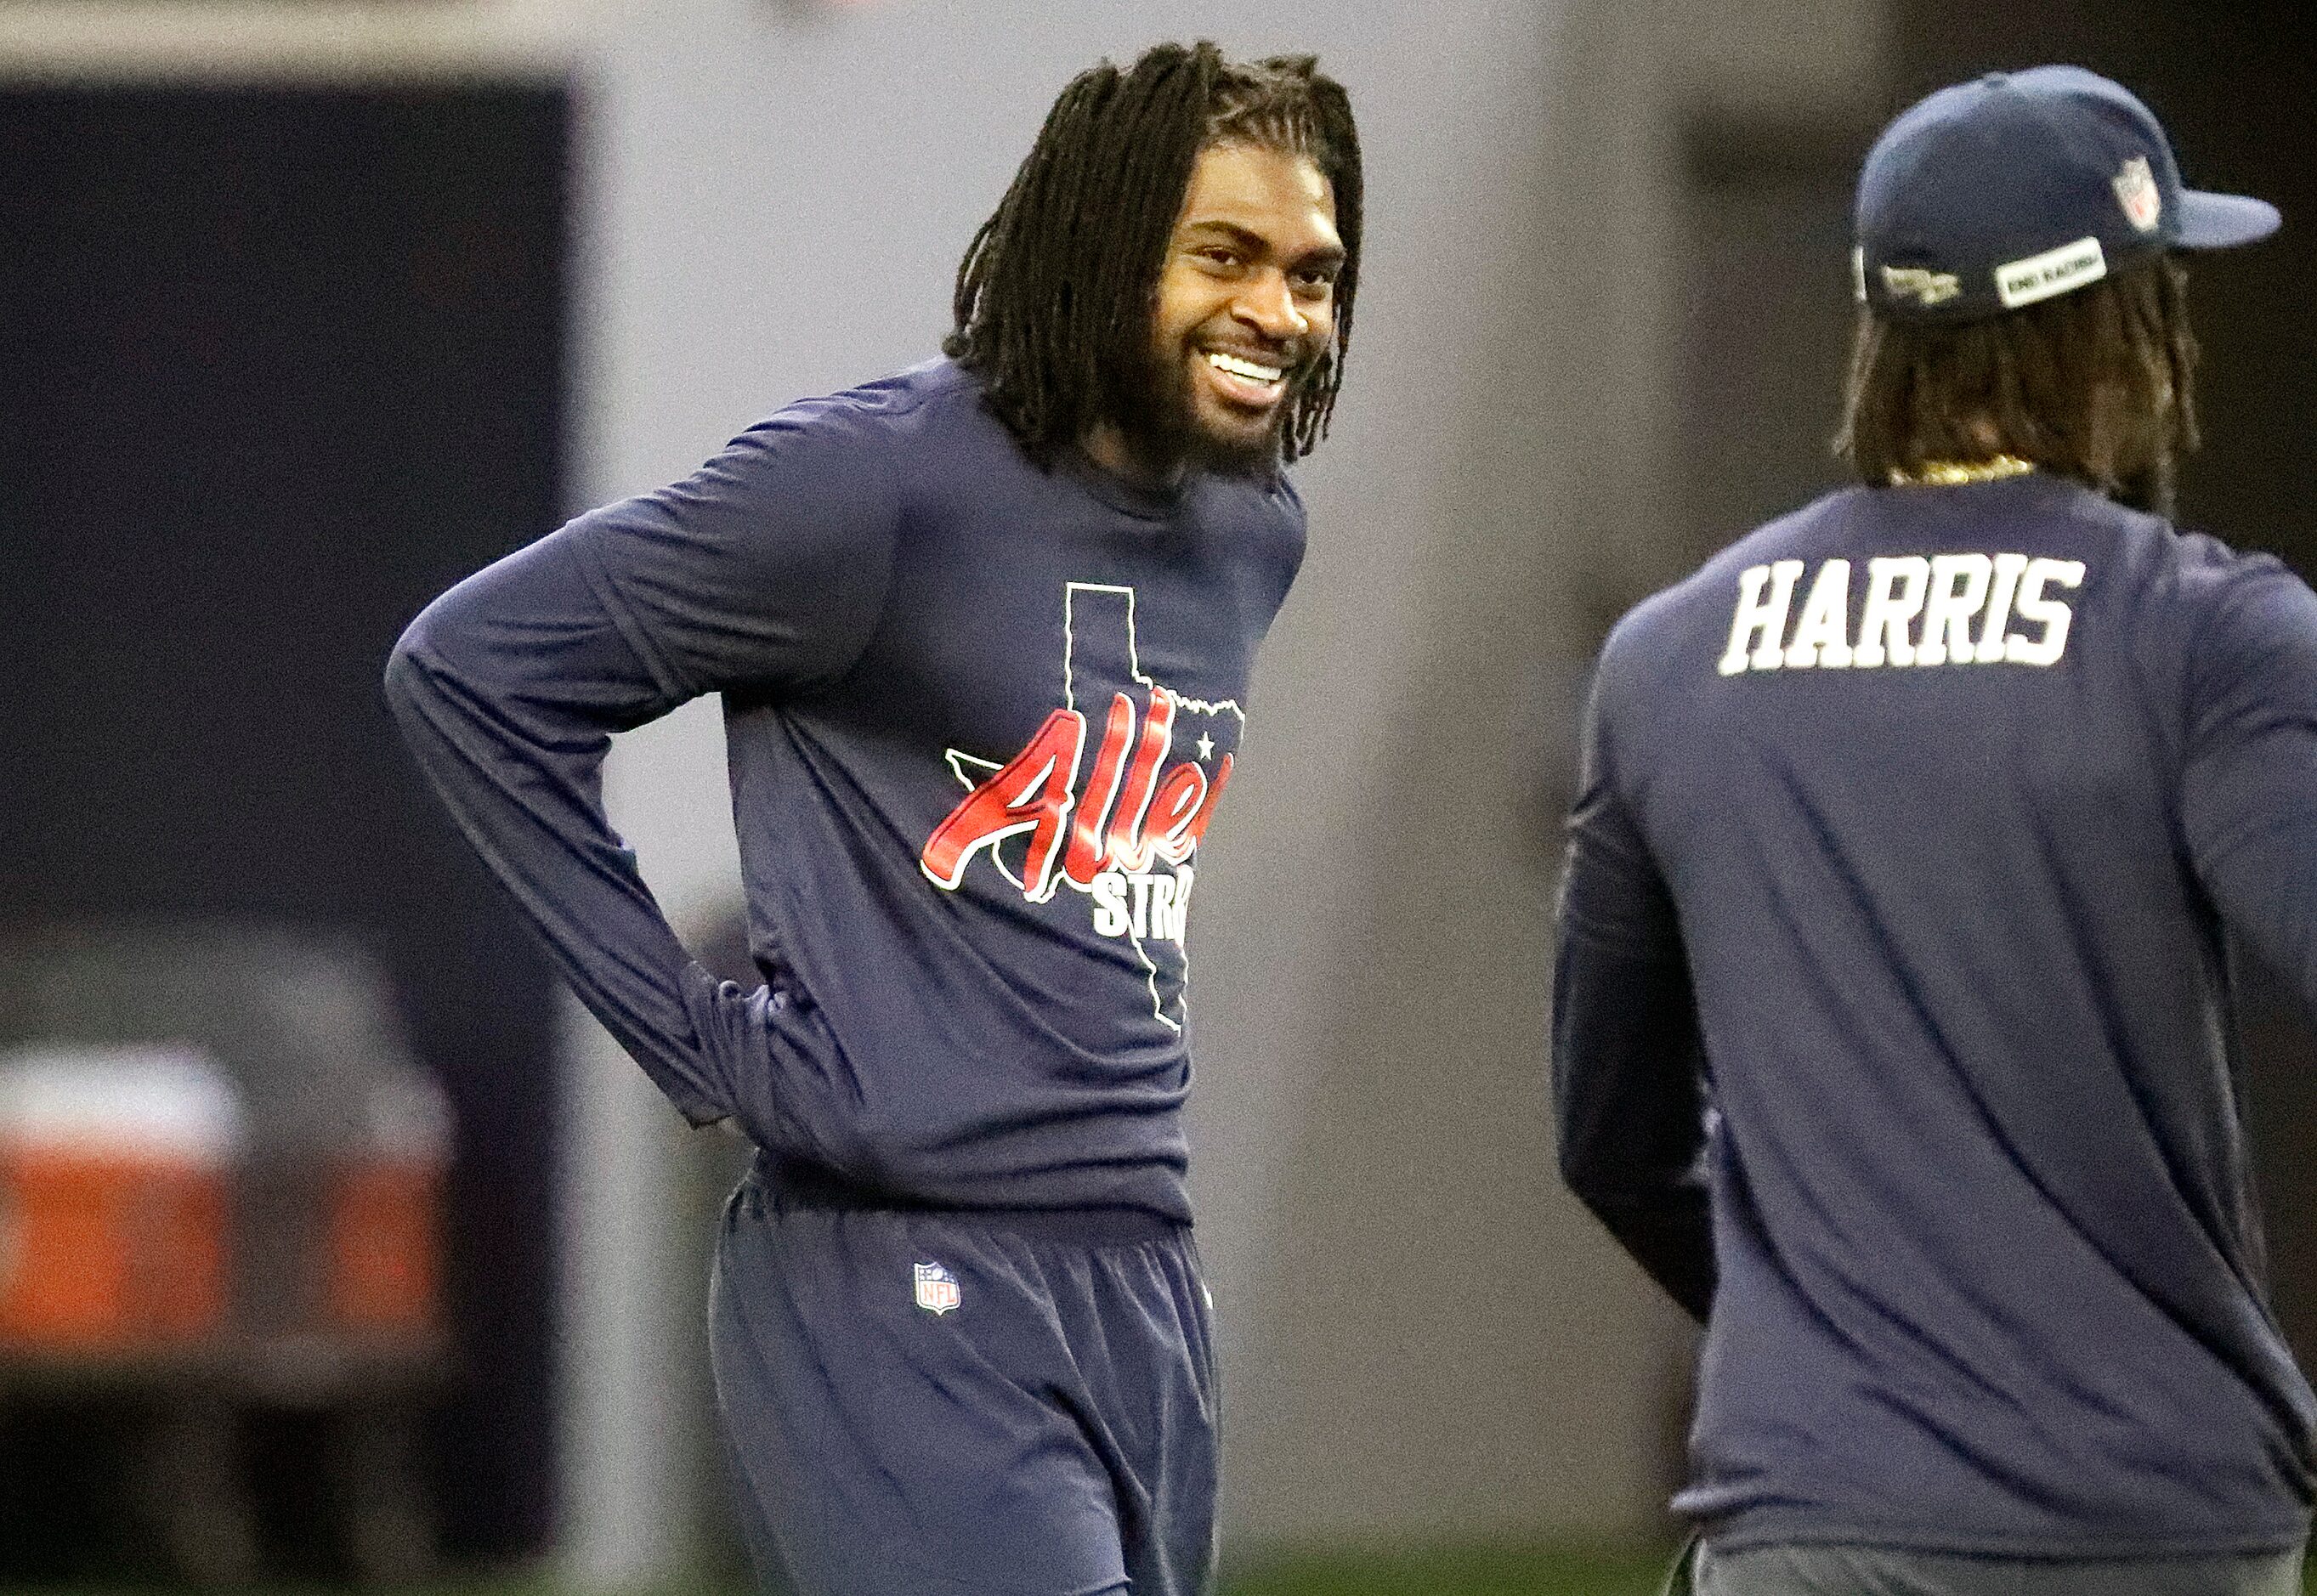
left=1110, top=348, right=1292, bottom=479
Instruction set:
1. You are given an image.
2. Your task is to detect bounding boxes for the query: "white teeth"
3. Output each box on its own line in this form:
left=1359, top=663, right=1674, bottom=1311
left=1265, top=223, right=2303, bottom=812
left=1206, top=351, right=1283, bottom=383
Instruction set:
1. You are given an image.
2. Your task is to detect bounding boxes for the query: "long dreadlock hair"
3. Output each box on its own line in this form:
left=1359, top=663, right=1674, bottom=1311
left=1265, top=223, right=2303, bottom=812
left=944, top=42, right=1362, bottom=467
left=1837, top=256, right=2200, bottom=516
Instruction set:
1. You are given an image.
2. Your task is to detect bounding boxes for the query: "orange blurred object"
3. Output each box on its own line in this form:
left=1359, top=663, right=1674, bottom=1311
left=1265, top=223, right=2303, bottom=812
left=325, top=1157, right=441, bottom=1337
left=0, top=1149, right=229, bottom=1347
left=0, top=1045, right=243, bottom=1352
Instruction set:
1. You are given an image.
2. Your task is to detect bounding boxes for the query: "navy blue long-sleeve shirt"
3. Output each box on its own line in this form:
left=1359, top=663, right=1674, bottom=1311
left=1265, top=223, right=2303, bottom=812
left=386, top=360, right=1303, bottom=1220
left=1555, top=472, right=2317, bottom=1557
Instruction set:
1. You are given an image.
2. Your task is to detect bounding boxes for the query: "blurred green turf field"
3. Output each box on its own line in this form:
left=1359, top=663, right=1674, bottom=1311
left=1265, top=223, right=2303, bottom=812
left=28, top=1547, right=2317, bottom=1595
left=0, top=1555, right=1674, bottom=1596
left=1223, top=1542, right=1671, bottom=1593
left=41, top=1541, right=2317, bottom=1595
left=14, top=1547, right=1674, bottom=1595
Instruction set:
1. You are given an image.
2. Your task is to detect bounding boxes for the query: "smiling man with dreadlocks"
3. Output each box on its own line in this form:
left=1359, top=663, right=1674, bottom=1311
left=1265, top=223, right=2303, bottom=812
left=1554, top=66, right=2315, bottom=1596
left=385, top=42, right=1358, bottom=1596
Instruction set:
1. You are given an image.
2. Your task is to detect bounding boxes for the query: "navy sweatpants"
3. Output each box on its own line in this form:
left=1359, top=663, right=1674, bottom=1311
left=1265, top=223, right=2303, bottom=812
left=709, top=1161, right=1221, bottom=1596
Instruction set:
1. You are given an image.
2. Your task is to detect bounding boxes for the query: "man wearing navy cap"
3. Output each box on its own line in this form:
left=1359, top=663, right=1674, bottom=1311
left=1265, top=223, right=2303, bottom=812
left=1554, top=67, right=2310, bottom=1593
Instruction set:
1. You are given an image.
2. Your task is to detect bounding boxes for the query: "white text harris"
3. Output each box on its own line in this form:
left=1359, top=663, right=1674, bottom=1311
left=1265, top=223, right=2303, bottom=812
left=1717, top=554, right=2084, bottom=676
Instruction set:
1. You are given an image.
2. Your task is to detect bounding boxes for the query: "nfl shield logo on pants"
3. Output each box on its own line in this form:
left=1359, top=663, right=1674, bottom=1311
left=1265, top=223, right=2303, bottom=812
left=914, top=1260, right=961, bottom=1315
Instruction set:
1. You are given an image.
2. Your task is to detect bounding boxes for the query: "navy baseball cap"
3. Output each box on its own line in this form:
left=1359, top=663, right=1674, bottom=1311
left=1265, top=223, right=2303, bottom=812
left=1855, top=65, right=2280, bottom=322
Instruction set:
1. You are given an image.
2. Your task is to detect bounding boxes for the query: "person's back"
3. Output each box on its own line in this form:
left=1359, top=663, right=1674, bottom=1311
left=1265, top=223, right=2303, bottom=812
left=1600, top=473, right=2314, bottom=1548
left=1554, top=66, right=2316, bottom=1594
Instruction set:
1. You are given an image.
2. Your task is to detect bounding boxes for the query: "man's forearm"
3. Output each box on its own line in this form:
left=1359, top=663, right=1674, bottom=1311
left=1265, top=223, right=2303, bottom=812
left=383, top=533, right=736, bottom=1126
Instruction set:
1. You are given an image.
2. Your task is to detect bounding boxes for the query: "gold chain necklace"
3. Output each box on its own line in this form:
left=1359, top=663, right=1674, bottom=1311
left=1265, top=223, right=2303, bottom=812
left=1888, top=456, right=2037, bottom=487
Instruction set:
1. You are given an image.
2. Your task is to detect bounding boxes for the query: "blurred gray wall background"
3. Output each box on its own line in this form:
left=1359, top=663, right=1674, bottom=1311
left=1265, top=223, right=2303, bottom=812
left=17, top=0, right=2317, bottom=1585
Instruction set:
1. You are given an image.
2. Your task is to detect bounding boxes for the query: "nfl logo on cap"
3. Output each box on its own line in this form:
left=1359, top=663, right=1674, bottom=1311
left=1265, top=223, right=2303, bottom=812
left=914, top=1260, right=961, bottom=1315
left=2114, top=156, right=2161, bottom=233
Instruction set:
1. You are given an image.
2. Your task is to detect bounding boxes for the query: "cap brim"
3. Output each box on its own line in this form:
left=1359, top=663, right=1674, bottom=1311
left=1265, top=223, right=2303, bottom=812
left=2176, top=189, right=2280, bottom=249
